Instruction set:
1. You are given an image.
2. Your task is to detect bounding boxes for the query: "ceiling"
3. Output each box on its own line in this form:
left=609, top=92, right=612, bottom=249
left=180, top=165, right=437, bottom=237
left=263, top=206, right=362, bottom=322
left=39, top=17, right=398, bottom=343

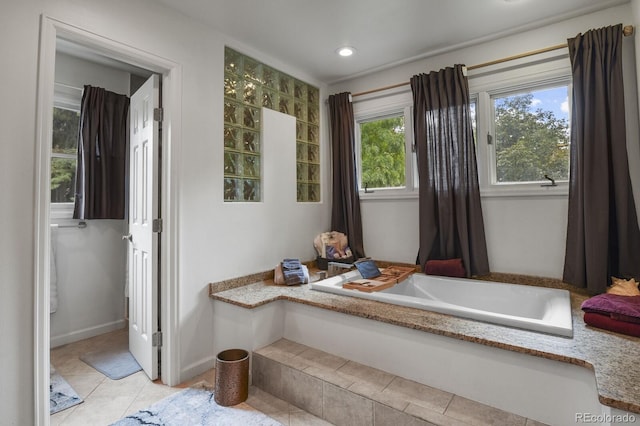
left=155, top=0, right=629, bottom=84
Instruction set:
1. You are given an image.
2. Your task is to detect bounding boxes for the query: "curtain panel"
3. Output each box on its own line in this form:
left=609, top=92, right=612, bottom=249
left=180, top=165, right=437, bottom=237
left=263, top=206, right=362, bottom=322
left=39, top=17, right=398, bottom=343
left=73, top=86, right=130, bottom=220
left=563, top=24, right=640, bottom=294
left=328, top=92, right=365, bottom=259
left=410, top=65, right=489, bottom=277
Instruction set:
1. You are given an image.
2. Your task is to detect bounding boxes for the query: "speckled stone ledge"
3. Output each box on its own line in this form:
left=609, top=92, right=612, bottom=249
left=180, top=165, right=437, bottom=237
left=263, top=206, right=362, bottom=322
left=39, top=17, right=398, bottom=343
left=209, top=269, right=640, bottom=414
left=209, top=260, right=419, bottom=295
left=209, top=259, right=325, bottom=294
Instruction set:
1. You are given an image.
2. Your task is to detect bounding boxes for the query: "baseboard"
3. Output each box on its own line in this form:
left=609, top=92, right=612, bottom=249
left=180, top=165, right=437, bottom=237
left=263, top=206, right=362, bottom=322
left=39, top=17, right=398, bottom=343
left=50, top=319, right=126, bottom=348
left=180, top=355, right=216, bottom=384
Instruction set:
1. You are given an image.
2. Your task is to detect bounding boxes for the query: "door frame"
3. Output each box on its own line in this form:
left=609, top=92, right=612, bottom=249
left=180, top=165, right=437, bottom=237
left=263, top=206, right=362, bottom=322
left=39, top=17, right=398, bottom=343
left=34, top=15, right=182, bottom=425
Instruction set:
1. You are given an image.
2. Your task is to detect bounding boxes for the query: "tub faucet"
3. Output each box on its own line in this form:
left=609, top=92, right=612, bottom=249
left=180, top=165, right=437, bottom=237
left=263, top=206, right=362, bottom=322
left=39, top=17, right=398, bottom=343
left=327, top=262, right=354, bottom=278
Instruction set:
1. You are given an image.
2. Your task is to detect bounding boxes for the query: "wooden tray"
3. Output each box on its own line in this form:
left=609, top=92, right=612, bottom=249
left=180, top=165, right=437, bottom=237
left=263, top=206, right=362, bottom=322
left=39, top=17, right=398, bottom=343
left=343, top=278, right=396, bottom=292
left=379, top=266, right=415, bottom=284
left=342, top=266, right=415, bottom=293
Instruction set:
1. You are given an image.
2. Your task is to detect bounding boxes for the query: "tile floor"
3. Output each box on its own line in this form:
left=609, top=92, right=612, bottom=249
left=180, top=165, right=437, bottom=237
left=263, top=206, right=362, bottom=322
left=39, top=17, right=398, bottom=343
left=50, top=328, right=329, bottom=426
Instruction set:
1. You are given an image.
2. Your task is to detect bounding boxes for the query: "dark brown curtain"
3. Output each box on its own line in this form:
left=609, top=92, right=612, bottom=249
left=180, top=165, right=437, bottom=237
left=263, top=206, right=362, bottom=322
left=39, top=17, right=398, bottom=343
left=73, top=86, right=130, bottom=220
left=563, top=24, right=640, bottom=294
left=328, top=92, right=365, bottom=259
left=410, top=65, right=489, bottom=277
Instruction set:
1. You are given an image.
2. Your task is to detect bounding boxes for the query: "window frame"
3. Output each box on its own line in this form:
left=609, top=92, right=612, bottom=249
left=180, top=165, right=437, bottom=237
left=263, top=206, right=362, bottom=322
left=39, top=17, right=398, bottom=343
left=354, top=101, right=417, bottom=200
left=470, top=56, right=572, bottom=198
left=51, top=83, right=82, bottom=219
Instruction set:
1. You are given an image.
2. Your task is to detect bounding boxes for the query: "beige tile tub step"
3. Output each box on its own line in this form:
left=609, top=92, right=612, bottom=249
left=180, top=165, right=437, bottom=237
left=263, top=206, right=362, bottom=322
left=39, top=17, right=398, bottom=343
left=252, top=338, right=547, bottom=426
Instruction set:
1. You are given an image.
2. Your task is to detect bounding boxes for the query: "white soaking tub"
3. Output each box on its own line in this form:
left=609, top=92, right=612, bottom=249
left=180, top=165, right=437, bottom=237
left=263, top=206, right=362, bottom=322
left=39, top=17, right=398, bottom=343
left=310, top=270, right=573, bottom=337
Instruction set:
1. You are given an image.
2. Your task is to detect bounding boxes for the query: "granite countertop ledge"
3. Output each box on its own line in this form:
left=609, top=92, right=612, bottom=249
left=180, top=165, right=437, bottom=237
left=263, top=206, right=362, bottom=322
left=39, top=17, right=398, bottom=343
left=209, top=270, right=640, bottom=414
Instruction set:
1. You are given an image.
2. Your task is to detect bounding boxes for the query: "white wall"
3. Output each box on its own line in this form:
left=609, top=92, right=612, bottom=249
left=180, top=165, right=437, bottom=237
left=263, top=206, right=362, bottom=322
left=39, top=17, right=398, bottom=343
left=0, top=0, right=330, bottom=423
left=50, top=221, right=127, bottom=346
left=331, top=4, right=639, bottom=279
left=50, top=52, right=130, bottom=347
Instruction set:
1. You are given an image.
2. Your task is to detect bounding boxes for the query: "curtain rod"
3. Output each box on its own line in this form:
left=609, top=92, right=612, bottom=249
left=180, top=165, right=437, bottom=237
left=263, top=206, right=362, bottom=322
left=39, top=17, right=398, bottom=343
left=351, top=25, right=634, bottom=98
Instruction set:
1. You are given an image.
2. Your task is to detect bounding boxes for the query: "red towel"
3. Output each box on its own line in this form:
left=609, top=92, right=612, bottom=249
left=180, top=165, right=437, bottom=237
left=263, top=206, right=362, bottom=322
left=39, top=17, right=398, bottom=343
left=424, top=259, right=466, bottom=278
left=583, top=312, right=640, bottom=337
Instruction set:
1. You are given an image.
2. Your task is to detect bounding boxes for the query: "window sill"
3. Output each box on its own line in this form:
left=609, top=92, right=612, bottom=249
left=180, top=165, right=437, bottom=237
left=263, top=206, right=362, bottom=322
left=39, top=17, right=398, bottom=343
left=50, top=203, right=75, bottom=220
left=358, top=185, right=569, bottom=201
left=359, top=190, right=418, bottom=201
left=480, top=183, right=569, bottom=198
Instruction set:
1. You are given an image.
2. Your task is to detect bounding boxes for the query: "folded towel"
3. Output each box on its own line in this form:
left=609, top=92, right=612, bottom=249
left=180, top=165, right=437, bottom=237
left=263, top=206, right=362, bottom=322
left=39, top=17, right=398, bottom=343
left=581, top=294, right=640, bottom=324
left=281, top=258, right=302, bottom=270
left=280, top=259, right=308, bottom=286
left=583, top=312, right=640, bottom=337
left=354, top=259, right=381, bottom=279
left=424, top=259, right=466, bottom=278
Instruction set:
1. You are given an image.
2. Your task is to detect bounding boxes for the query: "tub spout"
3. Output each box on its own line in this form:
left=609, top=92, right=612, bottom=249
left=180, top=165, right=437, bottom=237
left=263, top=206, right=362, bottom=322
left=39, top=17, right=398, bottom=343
left=327, top=262, right=354, bottom=277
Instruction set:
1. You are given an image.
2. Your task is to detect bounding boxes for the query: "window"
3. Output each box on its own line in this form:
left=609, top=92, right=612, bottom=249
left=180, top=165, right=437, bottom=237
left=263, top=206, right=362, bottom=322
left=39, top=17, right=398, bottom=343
left=360, top=114, right=406, bottom=189
left=355, top=104, right=416, bottom=198
left=223, top=47, right=320, bottom=202
left=353, top=55, right=570, bottom=199
left=51, top=83, right=82, bottom=216
left=491, top=84, right=570, bottom=184
left=51, top=107, right=79, bottom=203
left=469, top=97, right=477, bottom=143
left=471, top=55, right=572, bottom=196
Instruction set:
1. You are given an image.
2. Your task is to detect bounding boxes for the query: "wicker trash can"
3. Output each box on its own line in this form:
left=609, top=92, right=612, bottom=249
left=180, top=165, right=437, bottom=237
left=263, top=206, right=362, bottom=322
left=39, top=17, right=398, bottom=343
left=214, top=349, right=249, bottom=406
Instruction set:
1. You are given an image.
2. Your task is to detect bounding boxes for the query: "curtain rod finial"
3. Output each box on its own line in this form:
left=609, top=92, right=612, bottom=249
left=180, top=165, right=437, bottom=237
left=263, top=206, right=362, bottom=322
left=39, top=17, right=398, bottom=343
left=624, top=25, right=634, bottom=37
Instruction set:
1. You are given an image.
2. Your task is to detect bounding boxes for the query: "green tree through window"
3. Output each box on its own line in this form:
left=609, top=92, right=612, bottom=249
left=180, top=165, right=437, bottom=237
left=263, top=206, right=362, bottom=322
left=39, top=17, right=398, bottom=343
left=51, top=107, right=79, bottom=203
left=360, top=116, right=406, bottom=189
left=494, top=91, right=569, bottom=183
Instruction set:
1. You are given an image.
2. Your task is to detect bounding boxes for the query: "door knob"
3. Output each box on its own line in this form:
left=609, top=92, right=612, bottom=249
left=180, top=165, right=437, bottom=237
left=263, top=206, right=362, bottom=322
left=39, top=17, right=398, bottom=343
left=122, top=234, right=133, bottom=242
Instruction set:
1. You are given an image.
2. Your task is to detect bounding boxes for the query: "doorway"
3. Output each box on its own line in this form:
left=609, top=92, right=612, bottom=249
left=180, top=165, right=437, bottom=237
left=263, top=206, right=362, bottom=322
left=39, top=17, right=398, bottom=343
left=35, top=16, right=181, bottom=426
left=49, top=45, right=147, bottom=349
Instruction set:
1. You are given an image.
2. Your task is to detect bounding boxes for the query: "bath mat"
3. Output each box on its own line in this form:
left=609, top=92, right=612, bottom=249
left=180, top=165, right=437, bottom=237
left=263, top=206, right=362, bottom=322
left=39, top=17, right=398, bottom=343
left=80, top=343, right=142, bottom=380
left=110, top=387, right=283, bottom=426
left=50, top=370, right=83, bottom=414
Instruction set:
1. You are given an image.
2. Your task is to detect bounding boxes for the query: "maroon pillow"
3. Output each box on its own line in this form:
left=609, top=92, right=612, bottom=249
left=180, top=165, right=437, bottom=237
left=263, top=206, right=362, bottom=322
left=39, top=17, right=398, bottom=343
left=424, top=259, right=466, bottom=278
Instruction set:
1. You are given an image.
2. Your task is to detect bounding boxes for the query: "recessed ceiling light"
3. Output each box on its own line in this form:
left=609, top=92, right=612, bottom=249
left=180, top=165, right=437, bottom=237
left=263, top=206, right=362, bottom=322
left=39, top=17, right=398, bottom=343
left=337, top=47, right=356, bottom=57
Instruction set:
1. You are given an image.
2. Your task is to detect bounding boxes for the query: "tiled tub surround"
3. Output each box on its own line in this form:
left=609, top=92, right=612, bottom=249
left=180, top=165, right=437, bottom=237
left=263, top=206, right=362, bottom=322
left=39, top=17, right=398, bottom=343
left=209, top=270, right=640, bottom=425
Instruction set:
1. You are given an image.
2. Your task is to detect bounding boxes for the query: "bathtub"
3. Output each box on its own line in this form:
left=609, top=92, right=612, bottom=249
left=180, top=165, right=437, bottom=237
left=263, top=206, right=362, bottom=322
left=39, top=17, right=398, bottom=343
left=310, top=270, right=573, bottom=337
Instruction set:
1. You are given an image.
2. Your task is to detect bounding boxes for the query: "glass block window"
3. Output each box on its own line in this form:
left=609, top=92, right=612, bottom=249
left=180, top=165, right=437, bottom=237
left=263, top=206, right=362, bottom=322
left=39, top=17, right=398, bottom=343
left=224, top=47, right=320, bottom=202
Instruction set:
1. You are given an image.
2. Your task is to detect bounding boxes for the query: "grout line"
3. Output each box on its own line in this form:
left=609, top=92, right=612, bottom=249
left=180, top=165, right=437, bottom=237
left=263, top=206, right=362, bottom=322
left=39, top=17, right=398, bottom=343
left=120, top=376, right=154, bottom=418
left=320, top=379, right=325, bottom=422
left=443, top=393, right=455, bottom=416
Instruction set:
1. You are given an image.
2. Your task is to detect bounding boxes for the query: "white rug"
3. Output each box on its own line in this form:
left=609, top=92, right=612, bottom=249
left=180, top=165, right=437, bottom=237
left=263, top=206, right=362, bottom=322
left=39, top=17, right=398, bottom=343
left=110, top=387, right=283, bottom=426
left=50, top=370, right=83, bottom=414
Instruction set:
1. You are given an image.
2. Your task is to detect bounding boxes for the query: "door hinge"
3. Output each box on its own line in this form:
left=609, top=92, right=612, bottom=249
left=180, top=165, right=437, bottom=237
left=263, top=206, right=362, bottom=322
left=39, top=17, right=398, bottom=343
left=154, top=107, right=163, bottom=122
left=153, top=218, right=163, bottom=233
left=152, top=331, right=163, bottom=347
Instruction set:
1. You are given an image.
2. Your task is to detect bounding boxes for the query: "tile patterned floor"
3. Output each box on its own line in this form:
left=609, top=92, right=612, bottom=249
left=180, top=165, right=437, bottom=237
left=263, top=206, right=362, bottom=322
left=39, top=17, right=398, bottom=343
left=49, top=328, right=328, bottom=426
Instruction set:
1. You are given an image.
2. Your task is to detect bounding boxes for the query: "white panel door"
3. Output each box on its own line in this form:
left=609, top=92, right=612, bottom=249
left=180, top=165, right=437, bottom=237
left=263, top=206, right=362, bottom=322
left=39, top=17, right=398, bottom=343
left=127, top=74, right=159, bottom=380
